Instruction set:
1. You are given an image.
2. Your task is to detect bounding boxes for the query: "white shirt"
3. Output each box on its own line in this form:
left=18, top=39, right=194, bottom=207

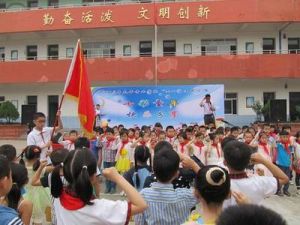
left=59, top=140, right=75, bottom=151
left=27, top=127, right=54, bottom=160
left=223, top=175, right=278, bottom=207
left=54, top=198, right=130, bottom=225
left=191, top=144, right=207, bottom=165
left=200, top=101, right=215, bottom=115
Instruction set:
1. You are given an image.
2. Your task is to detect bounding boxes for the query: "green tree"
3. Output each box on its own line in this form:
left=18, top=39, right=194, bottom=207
left=0, top=101, right=20, bottom=123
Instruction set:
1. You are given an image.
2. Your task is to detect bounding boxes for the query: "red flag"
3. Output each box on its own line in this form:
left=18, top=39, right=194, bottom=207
left=64, top=40, right=95, bottom=137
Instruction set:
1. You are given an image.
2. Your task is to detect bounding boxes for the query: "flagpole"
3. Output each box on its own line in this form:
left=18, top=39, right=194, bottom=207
left=49, top=39, right=80, bottom=143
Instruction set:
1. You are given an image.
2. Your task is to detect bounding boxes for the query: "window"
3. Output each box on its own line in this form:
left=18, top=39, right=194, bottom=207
left=48, top=0, right=59, bottom=7
left=139, top=41, right=152, bottom=57
left=0, top=3, right=6, bottom=9
left=0, top=47, right=5, bottom=61
left=225, top=93, right=237, bottom=114
left=263, top=38, right=275, bottom=54
left=0, top=96, right=5, bottom=102
left=288, top=38, right=300, bottom=54
left=184, top=44, right=192, bottom=55
left=245, top=42, right=254, bottom=54
left=27, top=96, right=37, bottom=105
left=163, top=40, right=176, bottom=56
left=66, top=48, right=74, bottom=58
left=201, top=39, right=237, bottom=55
left=123, top=45, right=131, bottom=56
left=47, top=44, right=59, bottom=60
left=11, top=50, right=18, bottom=60
left=27, top=0, right=38, bottom=8
left=26, top=45, right=37, bottom=60
left=82, top=42, right=115, bottom=58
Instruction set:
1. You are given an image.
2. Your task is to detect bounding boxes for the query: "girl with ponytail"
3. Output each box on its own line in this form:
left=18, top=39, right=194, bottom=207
left=2, top=163, right=33, bottom=225
left=123, top=145, right=152, bottom=191
left=51, top=148, right=147, bottom=225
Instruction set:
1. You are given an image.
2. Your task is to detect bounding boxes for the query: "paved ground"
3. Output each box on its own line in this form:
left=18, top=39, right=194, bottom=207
left=1, top=140, right=300, bottom=225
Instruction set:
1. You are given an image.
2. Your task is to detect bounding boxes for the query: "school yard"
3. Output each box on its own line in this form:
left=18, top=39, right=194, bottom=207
left=2, top=139, right=299, bottom=225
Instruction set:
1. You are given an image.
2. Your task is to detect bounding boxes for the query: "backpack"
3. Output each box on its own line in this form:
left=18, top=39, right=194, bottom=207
left=132, top=168, right=151, bottom=191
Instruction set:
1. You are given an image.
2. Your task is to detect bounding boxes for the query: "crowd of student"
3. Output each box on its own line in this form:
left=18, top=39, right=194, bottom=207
left=0, top=111, right=298, bottom=225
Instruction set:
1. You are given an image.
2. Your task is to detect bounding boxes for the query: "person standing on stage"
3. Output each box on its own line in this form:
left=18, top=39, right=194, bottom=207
left=200, top=94, right=216, bottom=126
left=95, top=104, right=101, bottom=128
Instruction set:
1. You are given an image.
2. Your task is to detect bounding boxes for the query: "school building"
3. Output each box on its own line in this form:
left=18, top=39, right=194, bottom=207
left=0, top=0, right=300, bottom=128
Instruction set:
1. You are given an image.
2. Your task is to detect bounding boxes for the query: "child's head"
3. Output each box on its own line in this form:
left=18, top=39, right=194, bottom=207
left=33, top=112, right=46, bottom=130
left=74, top=137, right=90, bottom=149
left=248, top=127, right=256, bottom=137
left=177, top=131, right=188, bottom=143
left=113, top=126, right=119, bottom=136
left=223, top=140, right=252, bottom=172
left=262, top=123, right=270, bottom=135
left=69, top=130, right=78, bottom=142
left=195, top=132, right=204, bottom=142
left=194, top=166, right=230, bottom=206
left=199, top=125, right=207, bottom=135
left=154, top=122, right=163, bottom=133
left=128, top=128, right=135, bottom=138
left=166, top=125, right=175, bottom=137
left=153, top=143, right=179, bottom=183
left=243, top=131, right=253, bottom=144
left=0, top=144, right=17, bottom=162
left=150, top=131, right=157, bottom=141
left=279, top=130, right=289, bottom=143
left=258, top=132, right=268, bottom=144
left=50, top=149, right=69, bottom=166
left=106, top=127, right=115, bottom=140
left=0, top=154, right=12, bottom=197
left=51, top=149, right=97, bottom=205
left=217, top=204, right=287, bottom=225
left=158, top=131, right=166, bottom=142
left=242, top=125, right=249, bottom=133
left=140, top=131, right=150, bottom=143
left=282, top=125, right=291, bottom=134
left=135, top=129, right=140, bottom=139
left=118, top=124, right=124, bottom=132
left=7, top=163, right=29, bottom=210
left=230, top=126, right=240, bottom=139
left=209, top=133, right=219, bottom=144
left=134, top=146, right=151, bottom=189
left=185, top=126, right=194, bottom=140
left=120, top=129, right=129, bottom=142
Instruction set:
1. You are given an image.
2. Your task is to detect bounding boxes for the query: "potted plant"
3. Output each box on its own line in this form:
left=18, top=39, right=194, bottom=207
left=251, top=100, right=270, bottom=122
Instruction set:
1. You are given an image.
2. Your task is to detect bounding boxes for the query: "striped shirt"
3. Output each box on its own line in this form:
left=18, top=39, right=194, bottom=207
left=134, top=182, right=197, bottom=225
left=8, top=217, right=23, bottom=225
left=99, top=138, right=118, bottom=162
left=0, top=205, right=24, bottom=225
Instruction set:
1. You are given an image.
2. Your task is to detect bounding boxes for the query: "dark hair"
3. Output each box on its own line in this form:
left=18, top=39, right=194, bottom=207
left=282, top=125, right=291, bottom=131
left=195, top=132, right=204, bottom=138
left=209, top=133, right=217, bottom=141
left=182, top=124, right=187, bottom=128
left=106, top=127, right=114, bottom=134
left=33, top=112, right=46, bottom=120
left=154, top=122, right=163, bottom=128
left=242, top=125, right=249, bottom=130
left=7, top=163, right=29, bottom=210
left=69, top=130, right=78, bottom=135
left=230, top=126, right=240, bottom=133
left=19, top=145, right=41, bottom=171
left=0, top=154, right=10, bottom=179
left=0, top=144, right=17, bottom=162
left=134, top=145, right=151, bottom=189
left=279, top=130, right=289, bottom=136
left=153, top=148, right=179, bottom=183
left=186, top=126, right=194, bottom=133
left=166, top=126, right=175, bottom=131
left=217, top=204, right=287, bottom=225
left=296, top=131, right=300, bottom=138
left=205, top=94, right=211, bottom=97
left=221, top=136, right=236, bottom=149
left=128, top=128, right=135, bottom=133
left=195, top=166, right=230, bottom=205
left=120, top=129, right=129, bottom=137
left=51, top=149, right=97, bottom=205
left=223, top=141, right=252, bottom=171
left=50, top=149, right=69, bottom=166
left=74, top=137, right=90, bottom=149
left=177, top=131, right=187, bottom=140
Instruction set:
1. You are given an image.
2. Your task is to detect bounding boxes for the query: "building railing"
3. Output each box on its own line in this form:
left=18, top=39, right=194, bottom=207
left=0, top=0, right=202, bottom=12
left=0, top=49, right=300, bottom=62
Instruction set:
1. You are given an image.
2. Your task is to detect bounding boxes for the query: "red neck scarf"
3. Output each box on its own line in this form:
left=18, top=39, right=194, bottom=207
left=120, top=140, right=129, bottom=151
left=212, top=143, right=221, bottom=158
left=194, top=141, right=204, bottom=151
left=244, top=140, right=251, bottom=145
left=106, top=138, right=115, bottom=147
left=180, top=141, right=189, bottom=154
left=297, top=140, right=300, bottom=145
left=140, top=141, right=146, bottom=146
left=166, top=135, right=174, bottom=142
left=60, top=190, right=94, bottom=210
left=229, top=172, right=248, bottom=180
left=281, top=140, right=291, bottom=155
left=259, top=142, right=270, bottom=156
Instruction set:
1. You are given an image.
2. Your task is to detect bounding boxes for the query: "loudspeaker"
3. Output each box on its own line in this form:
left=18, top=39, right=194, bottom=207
left=269, top=99, right=287, bottom=122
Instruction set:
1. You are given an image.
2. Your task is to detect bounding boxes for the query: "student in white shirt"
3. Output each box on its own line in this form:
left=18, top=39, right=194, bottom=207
left=199, top=94, right=216, bottom=126
left=221, top=139, right=289, bottom=207
left=27, top=111, right=63, bottom=160
left=59, top=130, right=78, bottom=151
left=51, top=148, right=147, bottom=225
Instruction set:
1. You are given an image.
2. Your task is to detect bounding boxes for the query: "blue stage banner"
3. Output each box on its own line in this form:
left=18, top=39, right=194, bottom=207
left=92, top=85, right=224, bottom=128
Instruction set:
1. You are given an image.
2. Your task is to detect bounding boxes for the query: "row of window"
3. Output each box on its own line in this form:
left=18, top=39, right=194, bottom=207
left=1, top=38, right=300, bottom=61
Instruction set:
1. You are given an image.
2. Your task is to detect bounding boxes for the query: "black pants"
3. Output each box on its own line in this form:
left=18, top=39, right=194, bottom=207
left=295, top=173, right=300, bottom=189
left=204, top=114, right=215, bottom=125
